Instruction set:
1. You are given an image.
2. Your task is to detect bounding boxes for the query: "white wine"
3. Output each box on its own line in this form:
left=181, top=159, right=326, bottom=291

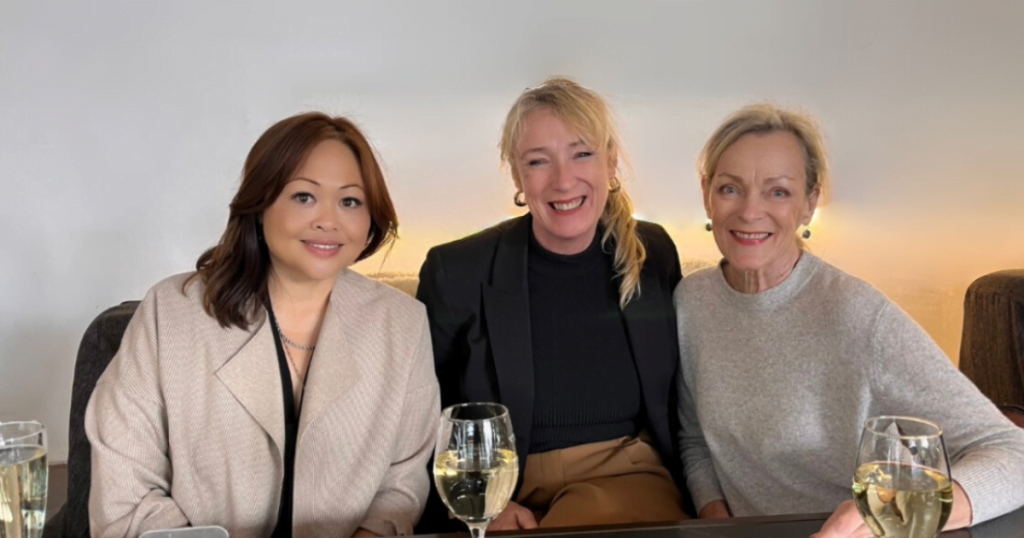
left=434, top=448, right=518, bottom=525
left=853, top=462, right=952, bottom=538
left=1, top=446, right=47, bottom=538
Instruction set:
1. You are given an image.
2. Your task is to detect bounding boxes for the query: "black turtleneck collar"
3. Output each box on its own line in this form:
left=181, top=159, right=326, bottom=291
left=527, top=228, right=607, bottom=278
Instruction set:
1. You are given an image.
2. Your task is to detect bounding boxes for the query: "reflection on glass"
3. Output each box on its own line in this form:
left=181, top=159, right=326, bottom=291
left=853, top=416, right=952, bottom=538
left=433, top=403, right=518, bottom=538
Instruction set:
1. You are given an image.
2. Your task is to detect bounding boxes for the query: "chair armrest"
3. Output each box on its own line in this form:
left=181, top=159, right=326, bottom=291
left=999, top=405, right=1024, bottom=428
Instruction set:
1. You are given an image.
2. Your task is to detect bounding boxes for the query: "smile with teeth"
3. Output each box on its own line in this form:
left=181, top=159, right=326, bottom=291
left=550, top=197, right=585, bottom=211
left=302, top=241, right=341, bottom=251
left=732, top=231, right=771, bottom=240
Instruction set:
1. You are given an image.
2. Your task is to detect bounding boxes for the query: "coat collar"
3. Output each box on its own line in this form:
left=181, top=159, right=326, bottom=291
left=215, top=311, right=286, bottom=457
left=482, top=215, right=534, bottom=459
left=620, top=264, right=671, bottom=426
left=297, top=270, right=364, bottom=441
left=215, top=270, right=366, bottom=458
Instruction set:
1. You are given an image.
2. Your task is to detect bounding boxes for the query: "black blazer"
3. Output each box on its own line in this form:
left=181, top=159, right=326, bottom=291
left=416, top=215, right=687, bottom=498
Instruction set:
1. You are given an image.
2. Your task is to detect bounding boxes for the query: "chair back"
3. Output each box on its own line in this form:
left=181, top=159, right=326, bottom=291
left=959, top=270, right=1024, bottom=408
left=44, top=301, right=140, bottom=538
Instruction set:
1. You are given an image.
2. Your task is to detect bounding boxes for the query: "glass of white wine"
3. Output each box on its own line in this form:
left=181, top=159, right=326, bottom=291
left=433, top=403, right=518, bottom=538
left=1, top=421, right=48, bottom=538
left=853, top=416, right=952, bottom=538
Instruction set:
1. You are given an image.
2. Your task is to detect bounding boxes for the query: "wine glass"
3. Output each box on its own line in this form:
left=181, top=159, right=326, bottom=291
left=853, top=416, right=952, bottom=538
left=1, top=421, right=48, bottom=538
left=433, top=403, right=518, bottom=538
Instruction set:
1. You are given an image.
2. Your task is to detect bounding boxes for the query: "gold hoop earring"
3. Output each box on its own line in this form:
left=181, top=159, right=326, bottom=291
left=609, top=178, right=622, bottom=194
left=513, top=191, right=527, bottom=207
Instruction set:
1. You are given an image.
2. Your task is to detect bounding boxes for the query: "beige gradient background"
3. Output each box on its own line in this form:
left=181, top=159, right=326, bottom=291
left=2, top=1, right=1023, bottom=460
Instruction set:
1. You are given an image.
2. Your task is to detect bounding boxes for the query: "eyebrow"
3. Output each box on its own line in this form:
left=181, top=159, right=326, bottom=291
left=714, top=173, right=795, bottom=183
left=714, top=172, right=744, bottom=182
left=521, top=139, right=590, bottom=156
left=293, top=177, right=364, bottom=190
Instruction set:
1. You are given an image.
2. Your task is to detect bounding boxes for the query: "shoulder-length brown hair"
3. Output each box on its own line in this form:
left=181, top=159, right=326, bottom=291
left=187, top=112, right=398, bottom=330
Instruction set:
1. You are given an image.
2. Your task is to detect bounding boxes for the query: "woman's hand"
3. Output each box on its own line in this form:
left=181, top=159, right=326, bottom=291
left=813, top=482, right=972, bottom=538
left=945, top=481, right=974, bottom=531
left=811, top=501, right=873, bottom=538
left=698, top=499, right=731, bottom=519
left=488, top=501, right=539, bottom=530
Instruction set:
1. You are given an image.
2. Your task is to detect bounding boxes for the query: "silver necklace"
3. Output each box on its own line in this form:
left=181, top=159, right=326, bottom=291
left=281, top=343, right=304, bottom=388
left=278, top=326, right=316, bottom=352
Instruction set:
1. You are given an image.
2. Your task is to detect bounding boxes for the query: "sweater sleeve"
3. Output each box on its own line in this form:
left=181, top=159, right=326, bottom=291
left=674, top=283, right=725, bottom=512
left=869, top=301, right=1024, bottom=525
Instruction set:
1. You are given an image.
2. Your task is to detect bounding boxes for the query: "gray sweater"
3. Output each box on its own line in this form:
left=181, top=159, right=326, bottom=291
left=674, top=252, right=1024, bottom=524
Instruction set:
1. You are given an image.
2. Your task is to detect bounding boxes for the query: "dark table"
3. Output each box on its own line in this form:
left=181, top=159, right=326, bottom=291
left=422, top=507, right=1024, bottom=538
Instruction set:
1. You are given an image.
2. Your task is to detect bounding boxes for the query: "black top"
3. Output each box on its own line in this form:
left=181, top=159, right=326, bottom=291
left=415, top=214, right=691, bottom=533
left=266, top=306, right=299, bottom=538
left=527, top=231, right=641, bottom=453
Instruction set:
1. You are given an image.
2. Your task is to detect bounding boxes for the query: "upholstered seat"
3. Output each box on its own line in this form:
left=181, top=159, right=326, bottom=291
left=959, top=269, right=1024, bottom=409
left=44, top=301, right=141, bottom=538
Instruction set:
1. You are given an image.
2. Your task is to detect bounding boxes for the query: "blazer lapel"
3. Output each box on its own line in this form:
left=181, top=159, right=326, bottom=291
left=215, top=314, right=287, bottom=457
left=297, top=272, right=363, bottom=442
left=481, top=216, right=534, bottom=459
left=622, top=268, right=671, bottom=421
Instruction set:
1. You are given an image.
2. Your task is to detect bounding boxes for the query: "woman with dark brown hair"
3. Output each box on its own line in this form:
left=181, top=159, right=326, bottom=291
left=85, top=112, right=440, bottom=538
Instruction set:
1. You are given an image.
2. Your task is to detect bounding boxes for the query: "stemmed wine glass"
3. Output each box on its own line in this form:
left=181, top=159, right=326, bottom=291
left=853, top=416, right=953, bottom=538
left=433, top=403, right=519, bottom=538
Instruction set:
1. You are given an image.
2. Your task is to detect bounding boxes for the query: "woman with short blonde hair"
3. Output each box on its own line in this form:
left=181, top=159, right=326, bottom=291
left=676, top=103, right=1024, bottom=537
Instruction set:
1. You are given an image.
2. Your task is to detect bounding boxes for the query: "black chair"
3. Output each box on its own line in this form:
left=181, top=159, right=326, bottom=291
left=44, top=301, right=140, bottom=538
left=1001, top=405, right=1024, bottom=429
left=959, top=270, right=1024, bottom=409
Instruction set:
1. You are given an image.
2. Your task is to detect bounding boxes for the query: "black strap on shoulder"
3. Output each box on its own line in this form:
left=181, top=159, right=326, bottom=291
left=266, top=304, right=298, bottom=538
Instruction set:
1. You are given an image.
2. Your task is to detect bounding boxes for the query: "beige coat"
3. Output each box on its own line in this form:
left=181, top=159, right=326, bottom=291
left=86, top=270, right=441, bottom=538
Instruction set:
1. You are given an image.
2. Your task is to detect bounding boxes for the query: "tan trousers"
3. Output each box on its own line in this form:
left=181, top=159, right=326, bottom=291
left=515, top=436, right=689, bottom=528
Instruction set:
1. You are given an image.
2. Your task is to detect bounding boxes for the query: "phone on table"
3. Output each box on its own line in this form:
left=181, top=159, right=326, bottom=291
left=140, top=526, right=229, bottom=538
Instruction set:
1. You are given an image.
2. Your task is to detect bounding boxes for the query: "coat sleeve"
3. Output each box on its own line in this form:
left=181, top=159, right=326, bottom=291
left=359, top=313, right=442, bottom=536
left=870, top=301, right=1024, bottom=525
left=86, top=288, right=190, bottom=538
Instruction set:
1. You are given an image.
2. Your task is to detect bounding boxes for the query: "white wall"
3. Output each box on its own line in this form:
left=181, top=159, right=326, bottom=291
left=2, top=0, right=1023, bottom=461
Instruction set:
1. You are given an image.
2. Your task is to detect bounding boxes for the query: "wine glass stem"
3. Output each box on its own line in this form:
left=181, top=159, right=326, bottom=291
left=468, top=523, right=488, bottom=538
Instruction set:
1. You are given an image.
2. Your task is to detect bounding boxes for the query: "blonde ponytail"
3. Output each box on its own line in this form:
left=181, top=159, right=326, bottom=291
left=601, top=187, right=646, bottom=308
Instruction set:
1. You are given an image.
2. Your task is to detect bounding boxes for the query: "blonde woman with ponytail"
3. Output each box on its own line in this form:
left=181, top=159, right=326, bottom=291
left=417, top=77, right=691, bottom=531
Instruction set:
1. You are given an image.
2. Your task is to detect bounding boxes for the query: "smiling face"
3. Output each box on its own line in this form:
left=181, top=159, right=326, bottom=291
left=513, top=106, right=615, bottom=255
left=261, top=139, right=371, bottom=286
left=703, top=130, right=819, bottom=276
